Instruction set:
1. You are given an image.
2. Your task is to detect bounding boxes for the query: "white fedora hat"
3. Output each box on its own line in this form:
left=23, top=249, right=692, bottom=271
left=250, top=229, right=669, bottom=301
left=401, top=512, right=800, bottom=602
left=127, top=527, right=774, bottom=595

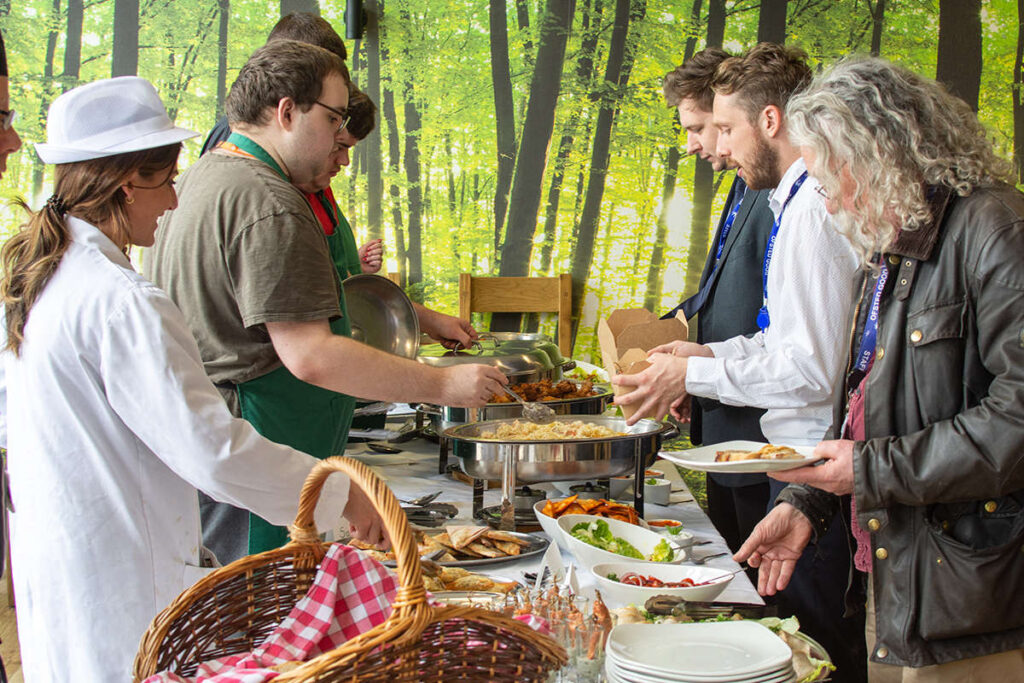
left=35, top=76, right=197, bottom=164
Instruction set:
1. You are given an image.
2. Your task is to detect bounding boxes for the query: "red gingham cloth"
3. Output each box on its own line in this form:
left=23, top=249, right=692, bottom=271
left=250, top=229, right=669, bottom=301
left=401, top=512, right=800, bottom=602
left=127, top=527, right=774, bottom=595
left=145, top=544, right=399, bottom=683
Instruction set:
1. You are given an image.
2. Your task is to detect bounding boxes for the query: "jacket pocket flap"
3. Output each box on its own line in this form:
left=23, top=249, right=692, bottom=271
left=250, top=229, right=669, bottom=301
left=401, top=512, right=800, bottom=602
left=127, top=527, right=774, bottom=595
left=907, top=301, right=964, bottom=346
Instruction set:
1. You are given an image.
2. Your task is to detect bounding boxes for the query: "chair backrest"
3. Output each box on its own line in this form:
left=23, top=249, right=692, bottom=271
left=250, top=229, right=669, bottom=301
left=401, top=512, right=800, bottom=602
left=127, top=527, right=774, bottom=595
left=458, top=273, right=572, bottom=357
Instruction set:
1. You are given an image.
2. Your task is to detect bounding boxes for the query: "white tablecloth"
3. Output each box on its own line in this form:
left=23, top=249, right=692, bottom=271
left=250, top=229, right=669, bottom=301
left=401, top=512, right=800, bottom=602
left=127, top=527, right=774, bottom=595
left=343, top=436, right=763, bottom=606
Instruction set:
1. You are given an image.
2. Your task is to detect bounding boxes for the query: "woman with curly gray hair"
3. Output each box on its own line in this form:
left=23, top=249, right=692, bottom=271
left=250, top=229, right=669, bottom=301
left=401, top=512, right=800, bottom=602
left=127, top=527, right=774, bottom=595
left=735, top=57, right=1024, bottom=682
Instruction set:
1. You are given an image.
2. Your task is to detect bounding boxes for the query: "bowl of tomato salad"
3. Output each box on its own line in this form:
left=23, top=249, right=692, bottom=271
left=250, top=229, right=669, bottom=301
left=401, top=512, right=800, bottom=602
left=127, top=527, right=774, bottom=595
left=591, top=561, right=734, bottom=605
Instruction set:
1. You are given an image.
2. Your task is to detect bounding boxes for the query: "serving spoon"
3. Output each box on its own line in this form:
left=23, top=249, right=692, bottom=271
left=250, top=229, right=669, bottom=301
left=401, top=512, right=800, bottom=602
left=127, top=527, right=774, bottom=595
left=501, top=385, right=556, bottom=424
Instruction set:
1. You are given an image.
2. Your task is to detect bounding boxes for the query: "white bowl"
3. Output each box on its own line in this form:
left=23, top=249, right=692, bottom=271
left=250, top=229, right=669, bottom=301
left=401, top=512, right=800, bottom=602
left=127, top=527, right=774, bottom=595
left=591, top=561, right=734, bottom=606
left=644, top=519, right=695, bottom=548
left=608, top=476, right=632, bottom=500
left=556, top=514, right=685, bottom=570
left=533, top=501, right=650, bottom=551
left=644, top=479, right=671, bottom=505
left=534, top=500, right=569, bottom=550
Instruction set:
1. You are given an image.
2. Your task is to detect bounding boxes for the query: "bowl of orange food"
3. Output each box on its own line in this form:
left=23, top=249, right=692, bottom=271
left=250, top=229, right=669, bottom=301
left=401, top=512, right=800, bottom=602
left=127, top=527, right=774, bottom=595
left=534, top=495, right=647, bottom=549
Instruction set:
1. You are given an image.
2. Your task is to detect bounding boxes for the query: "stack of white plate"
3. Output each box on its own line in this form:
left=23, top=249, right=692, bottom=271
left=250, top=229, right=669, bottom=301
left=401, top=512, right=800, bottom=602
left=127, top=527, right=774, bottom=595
left=605, top=622, right=797, bottom=683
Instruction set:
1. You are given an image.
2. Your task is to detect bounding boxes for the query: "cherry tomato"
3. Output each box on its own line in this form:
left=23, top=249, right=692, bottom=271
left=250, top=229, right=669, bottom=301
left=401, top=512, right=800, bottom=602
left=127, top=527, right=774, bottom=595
left=620, top=572, right=643, bottom=586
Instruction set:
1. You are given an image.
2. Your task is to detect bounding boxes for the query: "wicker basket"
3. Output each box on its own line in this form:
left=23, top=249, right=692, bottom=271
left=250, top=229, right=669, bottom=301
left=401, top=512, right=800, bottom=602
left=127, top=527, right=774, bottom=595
left=133, top=456, right=567, bottom=682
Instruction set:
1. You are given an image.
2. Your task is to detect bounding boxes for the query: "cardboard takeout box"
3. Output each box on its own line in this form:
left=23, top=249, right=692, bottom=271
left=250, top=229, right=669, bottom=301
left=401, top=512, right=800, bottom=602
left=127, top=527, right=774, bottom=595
left=597, top=308, right=689, bottom=419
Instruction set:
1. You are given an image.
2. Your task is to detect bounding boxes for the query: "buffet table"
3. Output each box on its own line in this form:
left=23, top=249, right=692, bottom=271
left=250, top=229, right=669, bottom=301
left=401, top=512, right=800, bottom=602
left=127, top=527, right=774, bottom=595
left=342, top=434, right=764, bottom=606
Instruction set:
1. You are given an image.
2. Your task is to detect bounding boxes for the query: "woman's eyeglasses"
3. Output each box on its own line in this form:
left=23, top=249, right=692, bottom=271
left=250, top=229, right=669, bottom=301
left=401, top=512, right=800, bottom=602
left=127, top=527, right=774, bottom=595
left=0, top=109, right=17, bottom=131
left=314, top=101, right=350, bottom=134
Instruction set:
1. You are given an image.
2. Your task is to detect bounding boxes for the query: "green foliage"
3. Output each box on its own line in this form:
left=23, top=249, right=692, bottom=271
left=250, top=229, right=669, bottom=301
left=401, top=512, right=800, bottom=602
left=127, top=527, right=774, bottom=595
left=1, top=0, right=1019, bottom=367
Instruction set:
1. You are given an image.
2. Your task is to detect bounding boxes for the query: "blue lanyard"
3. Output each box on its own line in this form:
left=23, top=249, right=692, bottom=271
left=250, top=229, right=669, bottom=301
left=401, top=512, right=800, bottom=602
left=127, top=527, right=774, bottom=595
left=714, top=183, right=746, bottom=262
left=853, top=263, right=889, bottom=372
left=756, top=171, right=808, bottom=332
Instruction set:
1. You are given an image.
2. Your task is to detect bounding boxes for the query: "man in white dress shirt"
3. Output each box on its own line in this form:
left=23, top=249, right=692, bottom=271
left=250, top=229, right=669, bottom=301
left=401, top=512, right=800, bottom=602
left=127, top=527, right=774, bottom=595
left=615, top=43, right=866, bottom=682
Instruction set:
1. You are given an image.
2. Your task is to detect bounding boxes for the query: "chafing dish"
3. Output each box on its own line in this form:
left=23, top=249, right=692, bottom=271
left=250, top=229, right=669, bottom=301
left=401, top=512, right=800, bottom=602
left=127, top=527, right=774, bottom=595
left=416, top=381, right=612, bottom=433
left=443, top=415, right=673, bottom=483
left=416, top=336, right=575, bottom=383
left=444, top=415, right=675, bottom=530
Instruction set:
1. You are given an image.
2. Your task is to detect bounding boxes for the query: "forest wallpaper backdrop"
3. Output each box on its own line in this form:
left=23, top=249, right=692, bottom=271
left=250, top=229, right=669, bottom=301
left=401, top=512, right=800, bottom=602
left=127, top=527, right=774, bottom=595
left=0, top=0, right=1018, bottom=361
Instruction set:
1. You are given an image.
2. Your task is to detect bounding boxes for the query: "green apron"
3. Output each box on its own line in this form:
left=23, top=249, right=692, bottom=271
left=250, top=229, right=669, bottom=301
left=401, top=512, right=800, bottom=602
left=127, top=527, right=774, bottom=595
left=335, top=210, right=363, bottom=278
left=223, top=133, right=357, bottom=554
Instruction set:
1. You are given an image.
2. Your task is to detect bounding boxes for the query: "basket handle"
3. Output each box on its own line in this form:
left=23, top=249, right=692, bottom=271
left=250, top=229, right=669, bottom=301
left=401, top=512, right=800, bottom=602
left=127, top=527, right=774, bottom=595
left=288, top=456, right=427, bottom=615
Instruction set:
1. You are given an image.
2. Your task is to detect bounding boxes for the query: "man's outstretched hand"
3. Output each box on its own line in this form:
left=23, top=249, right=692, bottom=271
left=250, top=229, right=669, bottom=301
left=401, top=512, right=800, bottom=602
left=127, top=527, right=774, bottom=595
left=733, top=502, right=813, bottom=596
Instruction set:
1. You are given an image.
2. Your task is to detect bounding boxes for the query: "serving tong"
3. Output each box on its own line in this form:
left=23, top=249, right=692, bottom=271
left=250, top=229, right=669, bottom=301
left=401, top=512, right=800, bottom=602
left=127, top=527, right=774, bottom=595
left=500, top=385, right=556, bottom=424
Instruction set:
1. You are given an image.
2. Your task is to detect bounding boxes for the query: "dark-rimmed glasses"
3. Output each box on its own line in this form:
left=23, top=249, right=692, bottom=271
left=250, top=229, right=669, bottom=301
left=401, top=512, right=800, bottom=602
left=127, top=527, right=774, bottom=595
left=314, top=101, right=350, bottom=134
left=0, top=108, right=16, bottom=131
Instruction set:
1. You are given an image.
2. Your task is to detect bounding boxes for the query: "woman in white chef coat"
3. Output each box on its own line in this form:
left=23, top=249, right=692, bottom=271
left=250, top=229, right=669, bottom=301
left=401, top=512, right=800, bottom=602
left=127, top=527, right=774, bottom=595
left=0, top=77, right=385, bottom=682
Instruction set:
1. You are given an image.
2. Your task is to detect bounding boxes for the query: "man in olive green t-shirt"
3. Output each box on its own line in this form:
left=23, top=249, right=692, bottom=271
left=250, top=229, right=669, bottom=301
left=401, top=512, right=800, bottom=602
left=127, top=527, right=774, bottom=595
left=150, top=40, right=505, bottom=563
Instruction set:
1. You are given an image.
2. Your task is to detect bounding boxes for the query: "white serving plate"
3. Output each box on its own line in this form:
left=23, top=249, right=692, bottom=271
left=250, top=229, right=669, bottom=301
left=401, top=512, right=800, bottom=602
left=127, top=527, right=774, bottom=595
left=659, top=440, right=819, bottom=474
left=607, top=621, right=793, bottom=680
left=557, top=514, right=684, bottom=570
left=606, top=656, right=795, bottom=683
left=591, top=561, right=733, bottom=606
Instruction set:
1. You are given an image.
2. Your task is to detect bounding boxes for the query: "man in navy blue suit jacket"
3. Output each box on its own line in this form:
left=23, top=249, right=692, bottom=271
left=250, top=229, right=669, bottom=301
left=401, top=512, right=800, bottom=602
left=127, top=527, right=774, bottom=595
left=661, top=49, right=774, bottom=555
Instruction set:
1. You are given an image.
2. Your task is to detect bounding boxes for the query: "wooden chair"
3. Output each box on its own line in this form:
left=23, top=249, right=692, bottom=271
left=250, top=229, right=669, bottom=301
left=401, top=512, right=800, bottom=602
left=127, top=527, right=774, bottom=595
left=458, top=273, right=572, bottom=357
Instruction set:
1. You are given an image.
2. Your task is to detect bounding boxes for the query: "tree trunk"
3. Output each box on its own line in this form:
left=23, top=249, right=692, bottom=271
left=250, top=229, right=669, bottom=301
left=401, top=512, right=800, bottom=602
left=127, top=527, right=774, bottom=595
left=757, top=0, right=788, bottom=44
left=32, top=0, right=61, bottom=203
left=681, top=0, right=702, bottom=59
left=364, top=0, right=383, bottom=240
left=569, top=0, right=646, bottom=344
left=644, top=0, right=700, bottom=312
left=490, top=0, right=516, bottom=253
left=399, top=6, right=423, bottom=299
left=112, top=0, right=139, bottom=77
left=63, top=0, right=83, bottom=92
left=164, top=6, right=219, bottom=121
left=1016, top=0, right=1024, bottom=184
left=679, top=0, right=724, bottom=339
left=498, top=0, right=575, bottom=278
left=936, top=0, right=982, bottom=111
left=380, top=46, right=406, bottom=285
left=281, top=0, right=318, bottom=16
left=215, top=0, right=229, bottom=118
left=643, top=144, right=681, bottom=311
left=869, top=0, right=885, bottom=56
left=538, top=0, right=603, bottom=277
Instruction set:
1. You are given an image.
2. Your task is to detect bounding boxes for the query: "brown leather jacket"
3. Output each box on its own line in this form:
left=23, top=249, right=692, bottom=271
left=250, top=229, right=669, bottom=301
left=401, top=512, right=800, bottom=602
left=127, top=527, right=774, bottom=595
left=778, top=184, right=1024, bottom=667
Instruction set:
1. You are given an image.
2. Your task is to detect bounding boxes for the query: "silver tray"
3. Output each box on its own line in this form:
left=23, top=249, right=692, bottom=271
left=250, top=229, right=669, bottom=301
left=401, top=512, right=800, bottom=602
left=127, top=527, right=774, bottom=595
left=383, top=531, right=548, bottom=568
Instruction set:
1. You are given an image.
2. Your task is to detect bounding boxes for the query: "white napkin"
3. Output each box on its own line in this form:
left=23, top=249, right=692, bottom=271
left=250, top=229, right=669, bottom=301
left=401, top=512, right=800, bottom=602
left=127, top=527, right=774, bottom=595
left=535, top=542, right=566, bottom=589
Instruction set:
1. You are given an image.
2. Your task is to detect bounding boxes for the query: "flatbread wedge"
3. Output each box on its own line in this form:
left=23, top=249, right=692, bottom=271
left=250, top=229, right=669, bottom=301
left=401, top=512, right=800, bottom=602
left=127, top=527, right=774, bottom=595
left=466, top=541, right=504, bottom=558
left=715, top=444, right=803, bottom=462
left=492, top=540, right=522, bottom=556
left=483, top=530, right=530, bottom=546
left=445, top=525, right=489, bottom=550
left=715, top=449, right=762, bottom=462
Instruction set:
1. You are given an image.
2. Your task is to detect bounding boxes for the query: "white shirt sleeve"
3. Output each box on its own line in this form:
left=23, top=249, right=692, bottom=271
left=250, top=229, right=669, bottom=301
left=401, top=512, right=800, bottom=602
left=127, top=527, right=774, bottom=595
left=99, top=284, right=349, bottom=532
left=686, top=193, right=859, bottom=410
left=0, top=307, right=7, bottom=449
